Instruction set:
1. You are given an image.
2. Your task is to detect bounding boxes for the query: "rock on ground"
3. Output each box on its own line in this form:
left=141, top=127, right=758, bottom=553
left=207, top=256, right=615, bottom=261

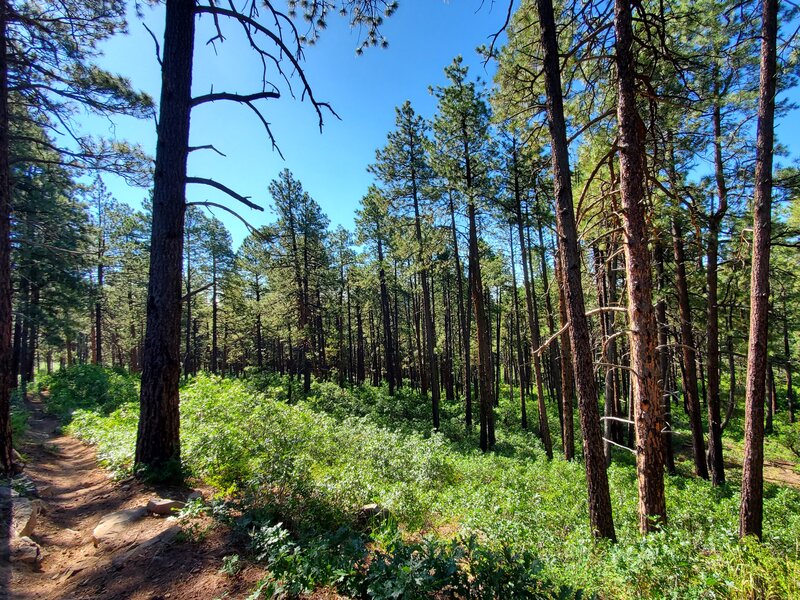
left=11, top=497, right=40, bottom=537
left=10, top=536, right=43, bottom=567
left=92, top=507, right=148, bottom=547
left=146, top=498, right=185, bottom=515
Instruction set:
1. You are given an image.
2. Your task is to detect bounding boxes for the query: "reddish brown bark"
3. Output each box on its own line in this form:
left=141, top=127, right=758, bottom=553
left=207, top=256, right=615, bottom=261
left=0, top=0, right=15, bottom=475
left=536, top=0, right=615, bottom=539
left=671, top=220, right=709, bottom=479
left=740, top=0, right=778, bottom=541
left=615, top=0, right=667, bottom=532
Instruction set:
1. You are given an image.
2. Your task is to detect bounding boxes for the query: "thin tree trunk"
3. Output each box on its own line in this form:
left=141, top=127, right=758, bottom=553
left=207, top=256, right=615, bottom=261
left=654, top=242, right=677, bottom=474
left=671, top=220, right=709, bottom=479
left=378, top=238, right=396, bottom=395
left=536, top=0, right=615, bottom=539
left=211, top=254, right=218, bottom=374
left=785, top=295, right=795, bottom=423
left=95, top=260, right=104, bottom=365
left=510, top=226, right=528, bottom=429
left=723, top=305, right=737, bottom=430
left=468, top=199, right=495, bottom=452
left=554, top=253, right=575, bottom=460
left=740, top=0, right=778, bottom=541
left=449, top=192, right=472, bottom=427
left=706, top=102, right=728, bottom=486
left=516, top=194, right=553, bottom=457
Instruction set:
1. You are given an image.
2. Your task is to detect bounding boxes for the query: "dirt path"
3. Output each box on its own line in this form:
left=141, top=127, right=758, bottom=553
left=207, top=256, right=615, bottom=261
left=7, top=396, right=264, bottom=600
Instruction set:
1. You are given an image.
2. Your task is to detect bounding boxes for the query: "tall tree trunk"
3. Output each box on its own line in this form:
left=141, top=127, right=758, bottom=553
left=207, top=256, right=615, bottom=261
left=510, top=226, right=528, bottom=429
left=536, top=0, right=615, bottom=539
left=494, top=286, right=502, bottom=409
left=740, top=0, right=777, bottom=541
left=654, top=242, right=677, bottom=474
left=615, top=0, right=667, bottom=532
left=536, top=214, right=562, bottom=408
left=378, top=238, right=396, bottom=395
left=211, top=254, right=218, bottom=374
left=95, top=260, right=104, bottom=365
left=411, top=143, right=440, bottom=429
left=136, top=0, right=195, bottom=474
left=356, top=301, right=365, bottom=384
left=705, top=102, right=728, bottom=485
left=554, top=253, right=575, bottom=460
left=785, top=294, right=795, bottom=423
left=671, top=220, right=709, bottom=479
left=449, top=192, right=472, bottom=427
left=468, top=199, right=495, bottom=452
left=0, top=0, right=15, bottom=475
left=255, top=277, right=263, bottom=370
left=516, top=195, right=552, bottom=456
left=184, top=228, right=193, bottom=377
left=723, top=303, right=737, bottom=430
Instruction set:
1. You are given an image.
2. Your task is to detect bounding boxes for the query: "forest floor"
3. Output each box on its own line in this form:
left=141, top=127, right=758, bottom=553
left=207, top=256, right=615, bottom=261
left=5, top=395, right=270, bottom=600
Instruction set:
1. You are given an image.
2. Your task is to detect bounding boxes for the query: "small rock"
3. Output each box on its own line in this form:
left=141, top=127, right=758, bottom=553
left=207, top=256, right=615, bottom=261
left=146, top=498, right=185, bottom=515
left=358, top=503, right=389, bottom=524
left=10, top=536, right=42, bottom=567
left=12, top=497, right=40, bottom=537
left=92, top=507, right=148, bottom=546
left=186, top=490, right=204, bottom=502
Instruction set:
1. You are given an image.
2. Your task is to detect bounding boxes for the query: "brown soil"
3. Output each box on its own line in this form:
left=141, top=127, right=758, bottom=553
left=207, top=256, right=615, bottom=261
left=7, top=396, right=266, bottom=600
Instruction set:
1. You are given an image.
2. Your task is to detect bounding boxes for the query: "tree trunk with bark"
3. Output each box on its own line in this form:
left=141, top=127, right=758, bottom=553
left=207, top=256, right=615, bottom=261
left=536, top=0, right=615, bottom=539
left=135, top=0, right=195, bottom=475
left=740, top=0, right=778, bottom=541
left=671, top=220, right=709, bottom=479
left=615, top=0, right=667, bottom=532
left=0, top=0, right=15, bottom=475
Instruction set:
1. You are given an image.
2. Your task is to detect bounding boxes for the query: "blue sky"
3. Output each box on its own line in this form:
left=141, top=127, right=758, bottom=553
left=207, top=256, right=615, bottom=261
left=89, top=1, right=508, bottom=246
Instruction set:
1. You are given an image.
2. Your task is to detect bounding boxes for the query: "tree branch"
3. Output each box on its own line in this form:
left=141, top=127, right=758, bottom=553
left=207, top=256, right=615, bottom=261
left=185, top=177, right=264, bottom=211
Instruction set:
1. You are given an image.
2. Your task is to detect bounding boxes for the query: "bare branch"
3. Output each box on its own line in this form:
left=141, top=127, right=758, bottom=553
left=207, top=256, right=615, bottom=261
left=142, top=22, right=163, bottom=67
left=185, top=177, right=264, bottom=211
left=188, top=144, right=227, bottom=157
left=190, top=90, right=280, bottom=107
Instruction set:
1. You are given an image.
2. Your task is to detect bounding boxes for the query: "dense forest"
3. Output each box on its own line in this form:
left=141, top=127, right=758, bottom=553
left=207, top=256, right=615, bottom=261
left=5, top=0, right=800, bottom=598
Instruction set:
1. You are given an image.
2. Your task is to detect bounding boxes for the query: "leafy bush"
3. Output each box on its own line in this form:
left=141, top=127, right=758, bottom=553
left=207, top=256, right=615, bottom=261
left=780, top=421, right=800, bottom=458
left=58, top=368, right=800, bottom=599
left=10, top=387, right=27, bottom=442
left=38, top=364, right=138, bottom=422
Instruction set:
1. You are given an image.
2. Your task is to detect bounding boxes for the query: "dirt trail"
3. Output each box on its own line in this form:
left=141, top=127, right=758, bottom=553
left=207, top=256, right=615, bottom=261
left=7, top=396, right=264, bottom=600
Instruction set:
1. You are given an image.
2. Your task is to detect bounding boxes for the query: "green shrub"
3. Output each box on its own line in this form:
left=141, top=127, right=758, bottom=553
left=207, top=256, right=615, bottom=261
left=59, top=370, right=800, bottom=599
left=38, top=364, right=139, bottom=422
left=10, top=387, right=27, bottom=442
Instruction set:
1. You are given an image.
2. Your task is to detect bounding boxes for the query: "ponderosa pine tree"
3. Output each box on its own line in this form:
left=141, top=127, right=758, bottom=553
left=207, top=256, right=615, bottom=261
left=431, top=57, right=496, bottom=451
left=356, top=186, right=397, bottom=395
left=269, top=170, right=329, bottom=393
left=671, top=219, right=710, bottom=479
left=0, top=0, right=12, bottom=475
left=531, top=0, right=615, bottom=539
left=370, top=101, right=440, bottom=426
left=0, top=0, right=152, bottom=475
left=136, top=0, right=395, bottom=475
left=614, top=0, right=667, bottom=532
left=740, top=0, right=779, bottom=541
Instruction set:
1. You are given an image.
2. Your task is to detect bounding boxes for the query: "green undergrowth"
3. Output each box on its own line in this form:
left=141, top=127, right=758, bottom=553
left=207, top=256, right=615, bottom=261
left=41, top=366, right=800, bottom=598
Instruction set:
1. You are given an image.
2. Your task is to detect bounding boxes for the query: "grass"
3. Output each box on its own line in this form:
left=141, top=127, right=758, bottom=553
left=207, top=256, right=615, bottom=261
left=37, top=366, right=800, bottom=599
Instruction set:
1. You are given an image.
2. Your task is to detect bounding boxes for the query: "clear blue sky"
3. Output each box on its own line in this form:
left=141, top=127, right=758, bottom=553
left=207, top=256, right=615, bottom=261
left=89, top=1, right=508, bottom=246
